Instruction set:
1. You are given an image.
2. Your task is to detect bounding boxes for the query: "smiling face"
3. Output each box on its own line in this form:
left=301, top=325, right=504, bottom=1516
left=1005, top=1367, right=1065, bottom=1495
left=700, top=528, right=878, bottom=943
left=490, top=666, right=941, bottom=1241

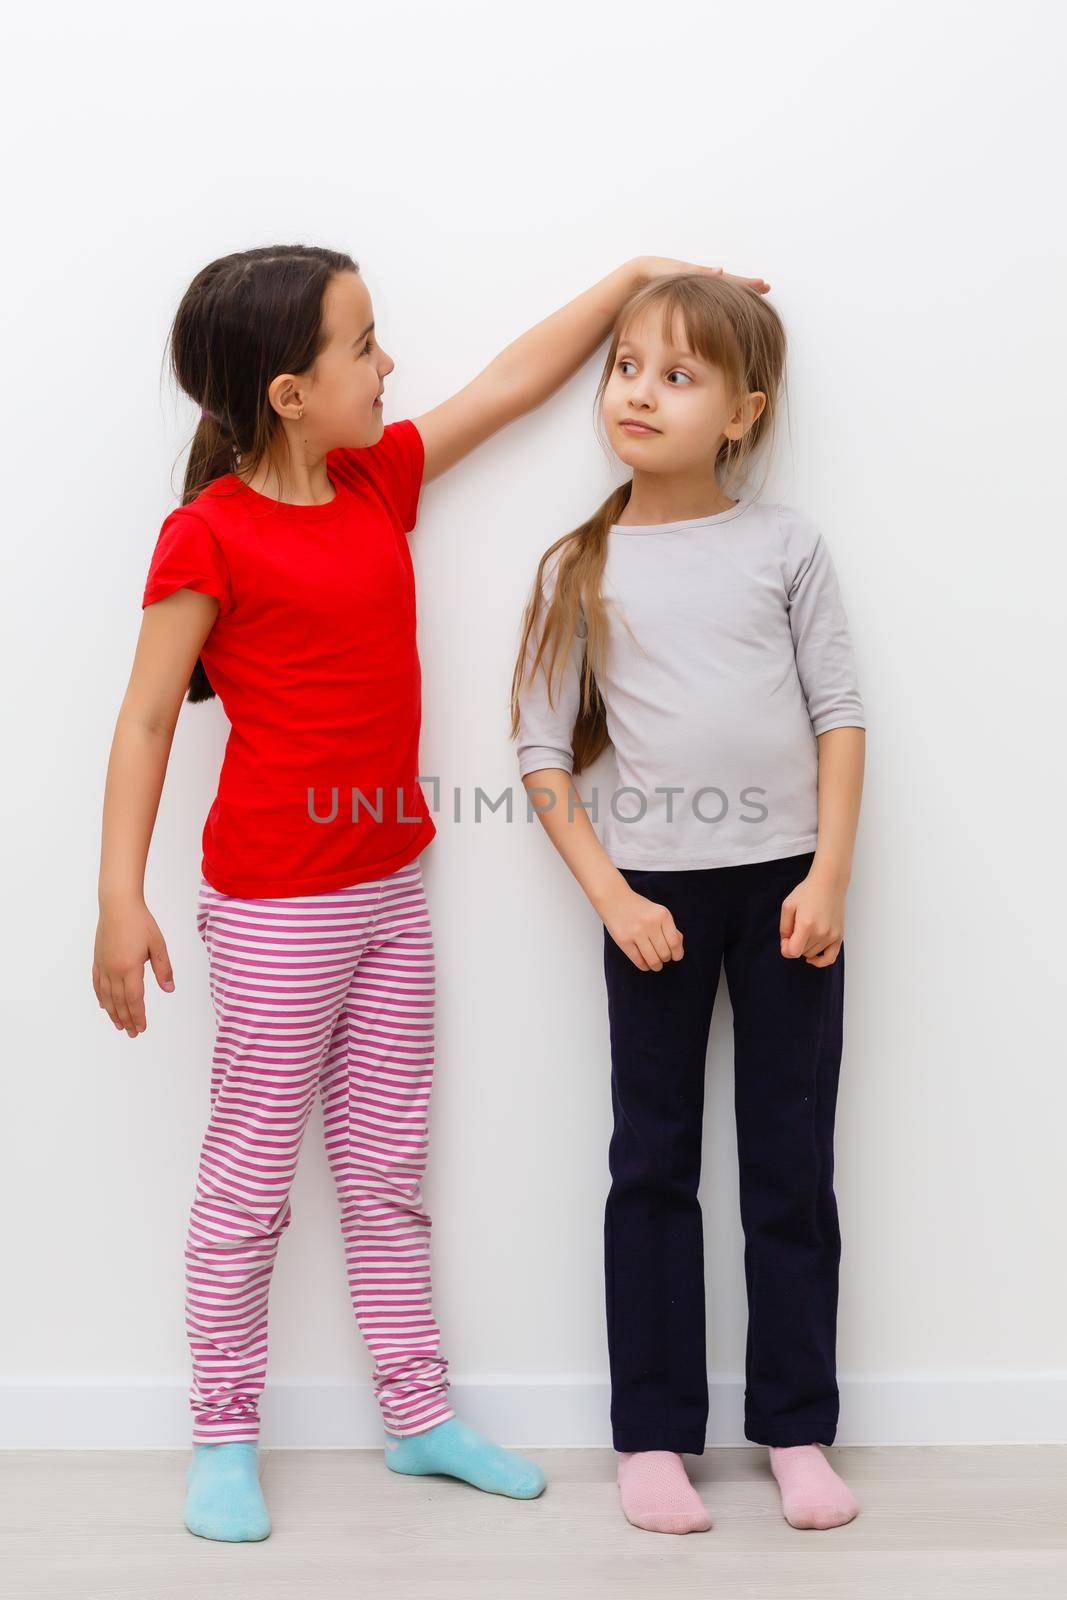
left=270, top=269, right=396, bottom=450
left=602, top=304, right=760, bottom=475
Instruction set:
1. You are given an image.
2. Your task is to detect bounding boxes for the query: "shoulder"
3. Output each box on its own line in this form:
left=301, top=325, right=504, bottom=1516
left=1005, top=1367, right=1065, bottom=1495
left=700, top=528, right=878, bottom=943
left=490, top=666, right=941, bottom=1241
left=328, top=421, right=423, bottom=488
left=168, top=476, right=248, bottom=542
left=774, top=499, right=824, bottom=546
left=153, top=500, right=224, bottom=550
left=771, top=499, right=828, bottom=577
left=538, top=539, right=578, bottom=603
left=143, top=495, right=235, bottom=614
left=536, top=539, right=588, bottom=638
left=328, top=420, right=425, bottom=533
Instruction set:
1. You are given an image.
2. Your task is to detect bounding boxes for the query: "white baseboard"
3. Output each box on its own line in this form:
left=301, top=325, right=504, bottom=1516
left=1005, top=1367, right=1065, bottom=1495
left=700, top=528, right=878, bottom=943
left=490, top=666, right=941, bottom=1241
left=2, top=1374, right=1065, bottom=1450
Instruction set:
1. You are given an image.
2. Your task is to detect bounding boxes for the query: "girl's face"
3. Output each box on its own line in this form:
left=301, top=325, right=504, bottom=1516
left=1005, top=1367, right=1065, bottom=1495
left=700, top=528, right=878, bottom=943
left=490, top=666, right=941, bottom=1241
left=289, top=270, right=395, bottom=449
left=602, top=307, right=756, bottom=475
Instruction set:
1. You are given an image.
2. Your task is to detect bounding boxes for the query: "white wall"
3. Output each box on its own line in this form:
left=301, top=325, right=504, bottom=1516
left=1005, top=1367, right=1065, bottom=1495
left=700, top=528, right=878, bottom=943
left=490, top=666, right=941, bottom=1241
left=3, top=0, right=1064, bottom=1446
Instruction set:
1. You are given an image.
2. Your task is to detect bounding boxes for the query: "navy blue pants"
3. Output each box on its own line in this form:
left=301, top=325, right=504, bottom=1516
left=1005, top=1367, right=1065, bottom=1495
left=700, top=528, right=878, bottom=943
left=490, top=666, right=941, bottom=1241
left=602, top=850, right=845, bottom=1453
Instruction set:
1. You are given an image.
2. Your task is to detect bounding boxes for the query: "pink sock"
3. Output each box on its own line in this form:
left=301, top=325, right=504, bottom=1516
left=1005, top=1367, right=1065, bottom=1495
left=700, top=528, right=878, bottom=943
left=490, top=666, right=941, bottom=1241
left=617, top=1451, right=712, bottom=1535
left=768, top=1443, right=859, bottom=1529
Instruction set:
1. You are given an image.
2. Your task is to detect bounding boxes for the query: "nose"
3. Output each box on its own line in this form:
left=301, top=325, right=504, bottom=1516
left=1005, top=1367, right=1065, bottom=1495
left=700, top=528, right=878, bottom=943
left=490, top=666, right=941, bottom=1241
left=625, top=376, right=654, bottom=409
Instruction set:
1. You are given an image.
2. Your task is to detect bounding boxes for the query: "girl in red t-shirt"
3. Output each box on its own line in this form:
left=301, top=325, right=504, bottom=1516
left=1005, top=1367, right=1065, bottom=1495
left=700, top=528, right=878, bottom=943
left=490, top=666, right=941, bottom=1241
left=92, top=244, right=770, bottom=1542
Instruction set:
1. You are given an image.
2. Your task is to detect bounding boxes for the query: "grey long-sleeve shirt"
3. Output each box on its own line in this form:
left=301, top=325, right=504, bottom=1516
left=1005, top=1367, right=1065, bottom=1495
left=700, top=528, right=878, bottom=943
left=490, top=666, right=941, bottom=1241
left=516, top=497, right=866, bottom=870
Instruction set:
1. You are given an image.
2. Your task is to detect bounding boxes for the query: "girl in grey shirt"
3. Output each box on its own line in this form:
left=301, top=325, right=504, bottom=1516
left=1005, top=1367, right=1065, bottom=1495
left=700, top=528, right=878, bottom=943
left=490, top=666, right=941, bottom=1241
left=510, top=270, right=866, bottom=1539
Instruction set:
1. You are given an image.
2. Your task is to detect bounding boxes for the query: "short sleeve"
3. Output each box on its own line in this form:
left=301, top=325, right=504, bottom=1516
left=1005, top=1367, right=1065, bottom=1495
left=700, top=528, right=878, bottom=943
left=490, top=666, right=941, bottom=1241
left=778, top=503, right=865, bottom=735
left=335, top=418, right=425, bottom=534
left=142, top=508, right=234, bottom=616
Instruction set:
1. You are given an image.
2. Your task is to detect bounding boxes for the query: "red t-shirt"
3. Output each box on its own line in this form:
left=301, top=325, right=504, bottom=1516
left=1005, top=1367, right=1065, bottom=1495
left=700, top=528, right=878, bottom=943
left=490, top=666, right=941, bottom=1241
left=141, top=419, right=436, bottom=898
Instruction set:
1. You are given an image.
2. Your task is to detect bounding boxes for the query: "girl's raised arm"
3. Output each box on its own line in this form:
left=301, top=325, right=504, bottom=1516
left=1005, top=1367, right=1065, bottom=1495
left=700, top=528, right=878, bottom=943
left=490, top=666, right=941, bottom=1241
left=413, top=255, right=770, bottom=484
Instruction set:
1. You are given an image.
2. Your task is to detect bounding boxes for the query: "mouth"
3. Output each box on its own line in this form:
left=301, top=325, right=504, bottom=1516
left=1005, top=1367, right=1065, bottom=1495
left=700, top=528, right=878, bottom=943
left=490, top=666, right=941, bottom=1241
left=373, top=393, right=384, bottom=407
left=618, top=419, right=659, bottom=435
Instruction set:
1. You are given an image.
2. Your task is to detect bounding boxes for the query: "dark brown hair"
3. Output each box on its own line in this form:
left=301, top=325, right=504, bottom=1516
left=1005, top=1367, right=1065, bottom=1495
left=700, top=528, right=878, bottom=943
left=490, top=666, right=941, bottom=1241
left=509, top=273, right=788, bottom=773
left=167, top=244, right=358, bottom=701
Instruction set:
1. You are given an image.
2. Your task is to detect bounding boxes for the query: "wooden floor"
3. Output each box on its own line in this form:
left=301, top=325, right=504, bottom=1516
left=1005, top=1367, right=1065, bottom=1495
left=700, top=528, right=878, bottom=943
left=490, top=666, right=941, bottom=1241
left=2, top=1445, right=1065, bottom=1599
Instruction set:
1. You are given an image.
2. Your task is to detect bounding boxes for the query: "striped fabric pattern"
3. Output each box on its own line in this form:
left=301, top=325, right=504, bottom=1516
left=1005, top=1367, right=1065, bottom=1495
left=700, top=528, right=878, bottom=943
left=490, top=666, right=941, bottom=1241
left=186, top=855, right=454, bottom=1443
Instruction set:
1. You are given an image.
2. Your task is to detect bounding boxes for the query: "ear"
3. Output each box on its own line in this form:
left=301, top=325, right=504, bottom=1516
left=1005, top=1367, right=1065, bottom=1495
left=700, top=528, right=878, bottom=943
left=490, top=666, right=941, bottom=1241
left=267, top=372, right=306, bottom=423
left=726, top=390, right=767, bottom=440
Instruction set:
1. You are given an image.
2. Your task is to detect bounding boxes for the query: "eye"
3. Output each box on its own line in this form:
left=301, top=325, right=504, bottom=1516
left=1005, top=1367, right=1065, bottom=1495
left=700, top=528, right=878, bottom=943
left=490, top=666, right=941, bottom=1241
left=617, top=357, right=692, bottom=385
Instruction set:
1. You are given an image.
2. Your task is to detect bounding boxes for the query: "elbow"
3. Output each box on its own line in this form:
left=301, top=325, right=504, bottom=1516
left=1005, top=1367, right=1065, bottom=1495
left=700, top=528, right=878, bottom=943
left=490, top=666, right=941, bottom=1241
left=809, top=690, right=866, bottom=738
left=119, top=708, right=180, bottom=743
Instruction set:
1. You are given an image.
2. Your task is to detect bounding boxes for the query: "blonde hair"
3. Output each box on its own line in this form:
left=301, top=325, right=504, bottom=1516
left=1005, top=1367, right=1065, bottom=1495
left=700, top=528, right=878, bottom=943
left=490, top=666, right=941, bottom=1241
left=509, top=272, right=788, bottom=773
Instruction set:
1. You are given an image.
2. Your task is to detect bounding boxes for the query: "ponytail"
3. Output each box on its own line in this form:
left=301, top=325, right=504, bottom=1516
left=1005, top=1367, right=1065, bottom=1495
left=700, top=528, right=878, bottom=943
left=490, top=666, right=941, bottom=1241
left=180, top=411, right=236, bottom=703
left=510, top=481, right=634, bottom=776
left=166, top=244, right=362, bottom=704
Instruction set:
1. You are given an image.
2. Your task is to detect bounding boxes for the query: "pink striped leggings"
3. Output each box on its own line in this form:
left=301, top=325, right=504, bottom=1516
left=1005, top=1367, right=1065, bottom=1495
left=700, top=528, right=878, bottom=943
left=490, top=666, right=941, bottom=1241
left=187, top=855, right=454, bottom=1444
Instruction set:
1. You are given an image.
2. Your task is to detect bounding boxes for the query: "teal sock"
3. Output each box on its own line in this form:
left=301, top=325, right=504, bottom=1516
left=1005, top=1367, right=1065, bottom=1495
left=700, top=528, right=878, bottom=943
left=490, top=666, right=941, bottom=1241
left=184, top=1441, right=271, bottom=1542
left=384, top=1417, right=546, bottom=1500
